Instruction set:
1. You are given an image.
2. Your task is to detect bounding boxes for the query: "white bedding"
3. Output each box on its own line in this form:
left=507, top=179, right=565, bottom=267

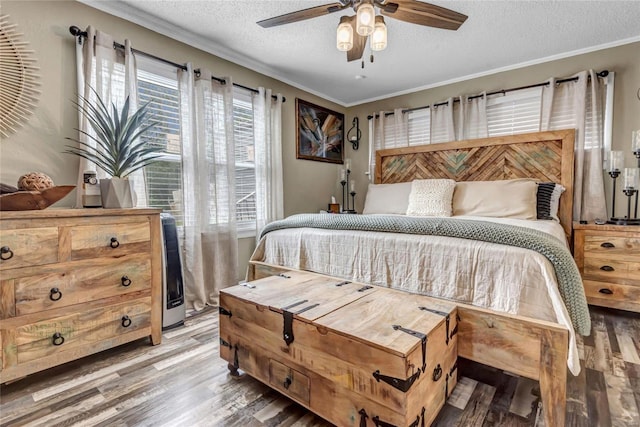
left=251, top=215, right=580, bottom=375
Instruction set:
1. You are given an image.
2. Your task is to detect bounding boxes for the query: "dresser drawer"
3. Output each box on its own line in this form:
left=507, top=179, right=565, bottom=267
left=13, top=256, right=152, bottom=316
left=71, top=221, right=150, bottom=260
left=583, top=234, right=640, bottom=258
left=582, top=257, right=640, bottom=286
left=14, top=297, right=151, bottom=365
left=0, top=227, right=58, bottom=270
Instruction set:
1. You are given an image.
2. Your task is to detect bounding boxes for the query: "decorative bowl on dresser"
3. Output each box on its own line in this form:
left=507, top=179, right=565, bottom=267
left=0, top=208, right=163, bottom=383
left=573, top=222, right=640, bottom=312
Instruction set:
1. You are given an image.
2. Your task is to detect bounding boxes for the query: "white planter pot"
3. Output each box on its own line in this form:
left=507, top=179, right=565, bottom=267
left=100, top=178, right=136, bottom=208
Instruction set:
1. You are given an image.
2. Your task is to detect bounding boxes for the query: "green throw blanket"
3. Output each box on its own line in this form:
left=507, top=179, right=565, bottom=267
left=261, top=214, right=591, bottom=336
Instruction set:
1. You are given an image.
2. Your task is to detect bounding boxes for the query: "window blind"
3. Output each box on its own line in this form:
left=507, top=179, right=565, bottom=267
left=137, top=67, right=184, bottom=225
left=486, top=87, right=543, bottom=137
left=233, top=88, right=257, bottom=226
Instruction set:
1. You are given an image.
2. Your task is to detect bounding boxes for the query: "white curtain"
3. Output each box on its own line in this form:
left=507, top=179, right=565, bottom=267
left=541, top=70, right=607, bottom=221
left=178, top=64, right=238, bottom=310
left=254, top=87, right=284, bottom=238
left=457, top=92, right=488, bottom=140
left=73, top=27, right=147, bottom=207
left=430, top=98, right=455, bottom=143
left=368, top=108, right=408, bottom=179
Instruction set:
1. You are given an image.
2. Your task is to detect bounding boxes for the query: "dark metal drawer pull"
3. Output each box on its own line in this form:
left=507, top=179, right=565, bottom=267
left=110, top=237, right=120, bottom=248
left=600, top=242, right=615, bottom=248
left=599, top=288, right=613, bottom=295
left=52, top=332, right=65, bottom=346
left=121, top=315, right=132, bottom=327
left=121, top=276, right=132, bottom=287
left=0, top=246, right=14, bottom=260
left=49, top=287, right=62, bottom=301
left=600, top=265, right=614, bottom=272
left=283, top=375, right=292, bottom=389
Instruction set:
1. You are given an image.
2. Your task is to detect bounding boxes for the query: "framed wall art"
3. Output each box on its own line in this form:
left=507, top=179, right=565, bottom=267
left=296, top=98, right=344, bottom=164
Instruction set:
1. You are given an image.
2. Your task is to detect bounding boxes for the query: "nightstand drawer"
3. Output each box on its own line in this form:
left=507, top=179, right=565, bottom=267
left=13, top=255, right=152, bottom=316
left=14, top=297, right=151, bottom=365
left=71, top=221, right=151, bottom=260
left=0, top=227, right=59, bottom=270
left=583, top=280, right=640, bottom=312
left=582, top=257, right=640, bottom=286
left=583, top=234, right=640, bottom=258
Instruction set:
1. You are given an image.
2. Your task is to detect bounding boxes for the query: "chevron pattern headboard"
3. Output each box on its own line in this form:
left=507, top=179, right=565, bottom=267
left=374, top=130, right=576, bottom=240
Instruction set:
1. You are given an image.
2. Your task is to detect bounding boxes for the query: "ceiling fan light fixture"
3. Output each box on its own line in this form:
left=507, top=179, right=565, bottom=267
left=356, top=0, right=375, bottom=36
left=370, top=15, right=387, bottom=51
left=336, top=16, right=354, bottom=51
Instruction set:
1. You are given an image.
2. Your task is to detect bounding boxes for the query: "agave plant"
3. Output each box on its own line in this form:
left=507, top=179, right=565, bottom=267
left=65, top=89, right=162, bottom=178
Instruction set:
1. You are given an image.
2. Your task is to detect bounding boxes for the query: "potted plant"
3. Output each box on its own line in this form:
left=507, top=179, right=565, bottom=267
left=65, top=89, right=162, bottom=208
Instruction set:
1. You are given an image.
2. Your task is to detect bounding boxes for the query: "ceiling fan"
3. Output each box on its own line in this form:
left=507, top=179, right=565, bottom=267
left=257, top=0, right=468, bottom=62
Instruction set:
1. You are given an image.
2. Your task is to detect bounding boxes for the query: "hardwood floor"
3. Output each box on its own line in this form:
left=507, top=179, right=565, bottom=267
left=1, top=306, right=638, bottom=426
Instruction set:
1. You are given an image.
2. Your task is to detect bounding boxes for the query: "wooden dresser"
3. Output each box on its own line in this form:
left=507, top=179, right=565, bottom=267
left=573, top=222, right=640, bottom=312
left=0, top=208, right=162, bottom=383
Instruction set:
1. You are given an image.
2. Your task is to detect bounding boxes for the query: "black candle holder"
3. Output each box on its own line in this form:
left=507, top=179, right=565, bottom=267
left=606, top=170, right=620, bottom=223
left=341, top=168, right=357, bottom=213
left=622, top=188, right=640, bottom=225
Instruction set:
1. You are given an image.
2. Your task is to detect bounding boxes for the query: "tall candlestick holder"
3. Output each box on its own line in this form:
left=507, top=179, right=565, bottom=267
left=607, top=157, right=640, bottom=225
left=339, top=162, right=357, bottom=213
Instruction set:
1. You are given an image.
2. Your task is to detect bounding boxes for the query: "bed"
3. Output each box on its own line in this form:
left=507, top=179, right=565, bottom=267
left=248, top=129, right=585, bottom=427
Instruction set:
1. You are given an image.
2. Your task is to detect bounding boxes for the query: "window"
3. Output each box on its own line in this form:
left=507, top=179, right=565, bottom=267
left=137, top=67, right=183, bottom=224
left=233, top=88, right=258, bottom=235
left=486, top=87, right=543, bottom=137
left=136, top=59, right=259, bottom=234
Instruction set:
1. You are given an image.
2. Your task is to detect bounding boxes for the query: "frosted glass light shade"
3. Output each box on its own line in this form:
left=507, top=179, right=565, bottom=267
left=336, top=16, right=353, bottom=51
left=370, top=16, right=387, bottom=51
left=624, top=168, right=638, bottom=189
left=609, top=150, right=624, bottom=172
left=356, top=1, right=375, bottom=36
left=633, top=129, right=640, bottom=153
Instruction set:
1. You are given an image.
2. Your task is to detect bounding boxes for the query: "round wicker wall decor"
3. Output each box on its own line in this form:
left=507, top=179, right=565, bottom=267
left=0, top=15, right=40, bottom=138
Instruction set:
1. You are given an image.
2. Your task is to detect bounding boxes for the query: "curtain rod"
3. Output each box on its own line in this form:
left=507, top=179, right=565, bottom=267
left=68, top=26, right=285, bottom=103
left=367, top=70, right=609, bottom=120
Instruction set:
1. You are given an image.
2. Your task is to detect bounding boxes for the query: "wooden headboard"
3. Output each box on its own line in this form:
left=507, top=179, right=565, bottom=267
left=375, top=129, right=575, bottom=240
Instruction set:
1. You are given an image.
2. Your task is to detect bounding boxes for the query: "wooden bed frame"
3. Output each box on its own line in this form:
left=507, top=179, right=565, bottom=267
left=248, top=129, right=577, bottom=426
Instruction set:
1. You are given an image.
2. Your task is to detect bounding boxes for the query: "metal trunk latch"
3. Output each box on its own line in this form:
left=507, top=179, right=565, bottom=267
left=219, top=306, right=232, bottom=317
left=281, top=300, right=319, bottom=346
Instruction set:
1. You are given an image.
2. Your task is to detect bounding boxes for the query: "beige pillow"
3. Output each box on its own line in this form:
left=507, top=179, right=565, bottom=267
left=453, top=179, right=537, bottom=219
left=406, top=179, right=456, bottom=217
left=363, top=182, right=413, bottom=215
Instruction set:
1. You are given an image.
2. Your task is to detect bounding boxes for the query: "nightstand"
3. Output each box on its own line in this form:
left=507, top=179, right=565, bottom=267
left=573, top=222, right=640, bottom=312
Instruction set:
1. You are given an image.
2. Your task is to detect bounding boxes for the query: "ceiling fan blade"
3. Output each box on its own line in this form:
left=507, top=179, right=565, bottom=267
left=347, top=16, right=366, bottom=62
left=257, top=2, right=348, bottom=28
left=382, top=0, right=468, bottom=30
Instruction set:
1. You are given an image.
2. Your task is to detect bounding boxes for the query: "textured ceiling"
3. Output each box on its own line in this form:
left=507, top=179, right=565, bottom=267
left=81, top=0, right=640, bottom=106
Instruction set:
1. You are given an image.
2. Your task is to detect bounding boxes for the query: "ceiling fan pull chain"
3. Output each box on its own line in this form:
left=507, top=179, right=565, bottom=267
left=370, top=54, right=374, bottom=63
left=361, top=60, right=365, bottom=69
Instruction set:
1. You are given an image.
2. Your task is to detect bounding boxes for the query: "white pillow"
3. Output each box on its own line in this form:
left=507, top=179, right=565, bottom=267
left=362, top=182, right=413, bottom=215
left=452, top=178, right=537, bottom=219
left=406, top=179, right=456, bottom=217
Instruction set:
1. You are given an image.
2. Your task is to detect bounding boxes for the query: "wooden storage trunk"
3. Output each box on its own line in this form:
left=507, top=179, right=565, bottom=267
left=219, top=271, right=458, bottom=427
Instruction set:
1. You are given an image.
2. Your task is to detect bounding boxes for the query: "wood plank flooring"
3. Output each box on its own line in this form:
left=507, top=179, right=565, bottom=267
left=1, top=306, right=638, bottom=426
